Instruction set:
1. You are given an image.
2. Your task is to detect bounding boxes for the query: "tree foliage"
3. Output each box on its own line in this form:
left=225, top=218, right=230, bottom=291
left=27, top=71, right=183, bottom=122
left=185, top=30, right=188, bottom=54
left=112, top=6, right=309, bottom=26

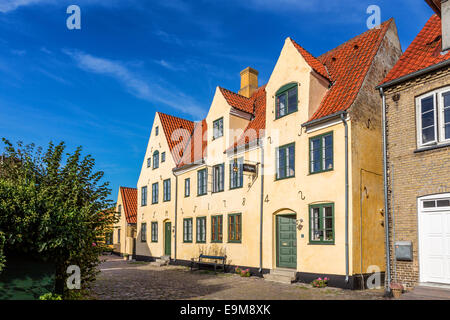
left=0, top=139, right=117, bottom=296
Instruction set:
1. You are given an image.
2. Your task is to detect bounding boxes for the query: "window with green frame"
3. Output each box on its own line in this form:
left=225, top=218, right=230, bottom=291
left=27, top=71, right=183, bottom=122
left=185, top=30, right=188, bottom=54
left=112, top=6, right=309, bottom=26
left=185, top=178, right=190, bottom=197
left=197, top=168, right=208, bottom=196
left=228, top=213, right=242, bottom=243
left=276, top=143, right=295, bottom=180
left=141, top=223, right=147, bottom=242
left=309, top=203, right=334, bottom=244
left=310, top=132, right=333, bottom=174
left=153, top=151, right=159, bottom=169
left=275, top=83, right=298, bottom=119
left=151, top=222, right=158, bottom=242
left=211, top=215, right=223, bottom=243
left=183, top=218, right=193, bottom=243
left=196, top=217, right=206, bottom=243
left=230, top=157, right=243, bottom=189
left=212, top=164, right=224, bottom=193
left=163, top=179, right=171, bottom=202
left=152, top=182, right=159, bottom=204
left=213, top=117, right=224, bottom=139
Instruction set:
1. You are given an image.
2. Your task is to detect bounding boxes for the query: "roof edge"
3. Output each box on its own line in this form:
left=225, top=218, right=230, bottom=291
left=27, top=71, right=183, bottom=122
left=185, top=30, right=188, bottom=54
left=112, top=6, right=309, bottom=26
left=377, top=59, right=450, bottom=90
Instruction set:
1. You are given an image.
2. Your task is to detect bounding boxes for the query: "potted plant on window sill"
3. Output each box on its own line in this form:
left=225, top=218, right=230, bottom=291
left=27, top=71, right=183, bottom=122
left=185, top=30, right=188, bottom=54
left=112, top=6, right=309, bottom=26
left=390, top=283, right=404, bottom=299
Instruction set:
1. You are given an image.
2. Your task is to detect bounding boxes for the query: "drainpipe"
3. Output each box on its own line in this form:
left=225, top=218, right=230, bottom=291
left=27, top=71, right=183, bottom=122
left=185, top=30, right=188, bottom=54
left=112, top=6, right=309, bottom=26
left=172, top=171, right=178, bottom=262
left=340, top=112, right=350, bottom=284
left=259, top=138, right=265, bottom=274
left=380, top=87, right=391, bottom=293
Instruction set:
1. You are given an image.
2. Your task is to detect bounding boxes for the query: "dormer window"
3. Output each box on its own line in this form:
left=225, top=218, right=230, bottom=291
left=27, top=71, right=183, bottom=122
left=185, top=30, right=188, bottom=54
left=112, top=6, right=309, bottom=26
left=213, top=118, right=224, bottom=140
left=153, top=151, right=159, bottom=169
left=276, top=83, right=298, bottom=119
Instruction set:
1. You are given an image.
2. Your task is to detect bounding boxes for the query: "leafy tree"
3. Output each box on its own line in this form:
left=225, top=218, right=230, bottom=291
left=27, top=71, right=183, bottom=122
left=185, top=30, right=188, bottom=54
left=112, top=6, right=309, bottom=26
left=0, top=139, right=117, bottom=297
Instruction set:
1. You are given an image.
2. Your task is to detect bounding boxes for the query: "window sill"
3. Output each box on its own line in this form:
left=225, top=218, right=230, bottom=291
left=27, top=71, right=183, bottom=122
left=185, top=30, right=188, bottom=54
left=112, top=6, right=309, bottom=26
left=230, top=186, right=243, bottom=191
left=275, top=175, right=295, bottom=182
left=308, top=242, right=335, bottom=246
left=414, top=142, right=450, bottom=153
left=309, top=169, right=334, bottom=175
left=196, top=241, right=206, bottom=244
left=228, top=240, right=242, bottom=244
left=212, top=190, right=224, bottom=194
left=275, top=110, right=298, bottom=121
left=211, top=240, right=223, bottom=244
left=183, top=241, right=193, bottom=244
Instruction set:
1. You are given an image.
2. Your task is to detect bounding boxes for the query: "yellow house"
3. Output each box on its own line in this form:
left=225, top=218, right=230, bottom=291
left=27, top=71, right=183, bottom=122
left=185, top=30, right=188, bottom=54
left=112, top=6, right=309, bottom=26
left=135, top=19, right=403, bottom=289
left=113, top=187, right=138, bottom=257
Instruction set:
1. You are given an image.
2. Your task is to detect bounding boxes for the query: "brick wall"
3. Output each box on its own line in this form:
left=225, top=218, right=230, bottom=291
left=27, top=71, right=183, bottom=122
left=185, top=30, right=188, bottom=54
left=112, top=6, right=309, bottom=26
left=384, top=67, right=450, bottom=289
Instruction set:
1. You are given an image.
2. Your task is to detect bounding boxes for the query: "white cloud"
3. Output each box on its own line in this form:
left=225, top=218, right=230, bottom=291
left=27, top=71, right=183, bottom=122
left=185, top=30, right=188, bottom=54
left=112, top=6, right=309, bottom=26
left=0, top=0, right=127, bottom=13
left=0, top=0, right=54, bottom=13
left=64, top=50, right=206, bottom=118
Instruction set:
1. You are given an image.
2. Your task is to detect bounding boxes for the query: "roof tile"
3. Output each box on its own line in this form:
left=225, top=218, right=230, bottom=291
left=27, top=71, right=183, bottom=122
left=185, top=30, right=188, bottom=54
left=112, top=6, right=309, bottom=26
left=119, top=187, right=137, bottom=224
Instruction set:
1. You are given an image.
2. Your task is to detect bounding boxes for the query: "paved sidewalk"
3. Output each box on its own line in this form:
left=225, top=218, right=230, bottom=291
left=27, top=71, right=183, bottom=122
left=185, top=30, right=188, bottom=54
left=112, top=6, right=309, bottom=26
left=399, top=286, right=450, bottom=300
left=90, top=255, right=386, bottom=300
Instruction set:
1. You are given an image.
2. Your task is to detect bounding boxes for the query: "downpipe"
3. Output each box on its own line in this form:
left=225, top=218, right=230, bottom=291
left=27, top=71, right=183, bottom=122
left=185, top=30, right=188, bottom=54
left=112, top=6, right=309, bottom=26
left=259, top=139, right=264, bottom=274
left=380, top=87, right=392, bottom=294
left=172, top=171, right=178, bottom=262
left=340, top=112, right=350, bottom=283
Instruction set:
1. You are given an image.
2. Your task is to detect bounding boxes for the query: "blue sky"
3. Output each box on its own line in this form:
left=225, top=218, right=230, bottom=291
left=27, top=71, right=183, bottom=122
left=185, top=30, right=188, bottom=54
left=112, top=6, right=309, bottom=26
left=0, top=0, right=434, bottom=200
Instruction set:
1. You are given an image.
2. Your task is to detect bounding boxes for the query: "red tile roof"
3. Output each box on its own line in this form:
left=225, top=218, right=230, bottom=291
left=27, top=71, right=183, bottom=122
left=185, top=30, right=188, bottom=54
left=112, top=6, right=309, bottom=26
left=219, top=87, right=255, bottom=114
left=177, top=119, right=208, bottom=168
left=290, top=39, right=331, bottom=81
left=119, top=187, right=137, bottom=224
left=225, top=85, right=266, bottom=152
left=158, top=112, right=195, bottom=164
left=308, top=19, right=393, bottom=122
left=380, top=15, right=450, bottom=86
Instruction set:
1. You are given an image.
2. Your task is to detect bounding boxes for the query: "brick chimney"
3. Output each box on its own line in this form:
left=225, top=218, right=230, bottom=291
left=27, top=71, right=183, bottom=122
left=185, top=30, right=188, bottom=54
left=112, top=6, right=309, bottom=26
left=238, top=67, right=258, bottom=98
left=442, top=0, right=450, bottom=52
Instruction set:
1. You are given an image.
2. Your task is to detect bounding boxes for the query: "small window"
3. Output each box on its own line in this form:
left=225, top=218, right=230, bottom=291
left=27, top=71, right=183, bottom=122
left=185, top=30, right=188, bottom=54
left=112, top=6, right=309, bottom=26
left=141, top=223, right=147, bottom=242
left=310, top=203, right=334, bottom=244
left=196, top=217, right=206, bottom=243
left=212, top=164, right=224, bottom=193
left=161, top=152, right=166, bottom=163
left=213, top=118, right=224, bottom=139
left=228, top=213, right=242, bottom=243
left=117, top=228, right=121, bottom=244
left=155, top=126, right=159, bottom=136
left=310, top=132, right=333, bottom=174
left=147, top=158, right=151, bottom=168
left=211, top=215, right=223, bottom=243
left=230, top=158, right=244, bottom=189
left=152, top=183, right=159, bottom=204
left=151, top=222, right=158, bottom=242
left=276, top=143, right=295, bottom=180
left=276, top=83, right=298, bottom=119
left=197, top=168, right=208, bottom=196
left=118, top=204, right=122, bottom=217
left=185, top=178, right=190, bottom=197
left=141, top=186, right=147, bottom=206
left=153, top=151, right=159, bottom=169
left=183, top=218, right=193, bottom=243
left=163, top=179, right=171, bottom=202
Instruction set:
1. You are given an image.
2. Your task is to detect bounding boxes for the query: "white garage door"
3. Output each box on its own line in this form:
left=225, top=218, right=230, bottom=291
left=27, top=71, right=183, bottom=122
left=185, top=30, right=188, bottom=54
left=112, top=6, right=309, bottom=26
left=419, top=194, right=450, bottom=285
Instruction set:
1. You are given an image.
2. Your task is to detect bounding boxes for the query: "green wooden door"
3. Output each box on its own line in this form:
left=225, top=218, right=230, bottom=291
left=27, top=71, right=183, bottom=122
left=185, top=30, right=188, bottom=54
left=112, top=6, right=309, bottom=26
left=164, top=222, right=171, bottom=256
left=277, top=215, right=297, bottom=269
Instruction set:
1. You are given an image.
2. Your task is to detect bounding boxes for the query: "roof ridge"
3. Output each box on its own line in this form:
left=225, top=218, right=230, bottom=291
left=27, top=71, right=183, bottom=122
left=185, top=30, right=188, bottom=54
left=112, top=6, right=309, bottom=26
left=289, top=38, right=332, bottom=81
left=157, top=111, right=194, bottom=124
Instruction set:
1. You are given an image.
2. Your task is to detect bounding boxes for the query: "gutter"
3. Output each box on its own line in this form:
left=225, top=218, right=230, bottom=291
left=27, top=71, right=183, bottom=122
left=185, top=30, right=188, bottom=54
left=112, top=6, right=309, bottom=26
left=259, top=138, right=265, bottom=274
left=379, top=87, right=392, bottom=294
left=340, top=112, right=350, bottom=283
left=376, top=59, right=450, bottom=90
left=302, top=110, right=347, bottom=129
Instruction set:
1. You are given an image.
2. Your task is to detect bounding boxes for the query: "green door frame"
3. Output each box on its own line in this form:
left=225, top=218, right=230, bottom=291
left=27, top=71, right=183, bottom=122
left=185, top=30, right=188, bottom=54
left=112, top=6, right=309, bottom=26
left=164, top=221, right=171, bottom=256
left=276, top=214, right=297, bottom=269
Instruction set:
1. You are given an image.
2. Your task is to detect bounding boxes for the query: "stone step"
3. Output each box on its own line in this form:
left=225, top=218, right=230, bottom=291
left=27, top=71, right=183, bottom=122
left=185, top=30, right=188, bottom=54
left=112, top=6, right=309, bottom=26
left=264, top=270, right=295, bottom=284
left=160, top=255, right=171, bottom=262
left=150, top=258, right=169, bottom=267
left=271, top=268, right=296, bottom=278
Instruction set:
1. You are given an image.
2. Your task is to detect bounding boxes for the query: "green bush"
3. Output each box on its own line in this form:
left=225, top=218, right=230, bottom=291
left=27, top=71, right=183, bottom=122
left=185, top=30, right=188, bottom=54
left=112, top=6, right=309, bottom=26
left=0, top=232, right=5, bottom=273
left=0, top=139, right=118, bottom=297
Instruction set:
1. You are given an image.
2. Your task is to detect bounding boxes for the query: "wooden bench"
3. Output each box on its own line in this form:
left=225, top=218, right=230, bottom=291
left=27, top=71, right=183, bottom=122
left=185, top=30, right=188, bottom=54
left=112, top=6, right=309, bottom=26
left=190, top=254, right=227, bottom=274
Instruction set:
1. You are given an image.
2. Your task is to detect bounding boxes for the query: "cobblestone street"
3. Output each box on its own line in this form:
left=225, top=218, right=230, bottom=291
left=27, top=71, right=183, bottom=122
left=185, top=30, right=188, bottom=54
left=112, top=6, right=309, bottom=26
left=90, top=255, right=386, bottom=300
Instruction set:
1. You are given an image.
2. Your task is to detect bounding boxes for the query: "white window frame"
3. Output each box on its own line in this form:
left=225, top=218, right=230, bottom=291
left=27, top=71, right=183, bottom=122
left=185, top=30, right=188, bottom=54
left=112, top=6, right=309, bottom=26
left=416, top=87, right=450, bottom=148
